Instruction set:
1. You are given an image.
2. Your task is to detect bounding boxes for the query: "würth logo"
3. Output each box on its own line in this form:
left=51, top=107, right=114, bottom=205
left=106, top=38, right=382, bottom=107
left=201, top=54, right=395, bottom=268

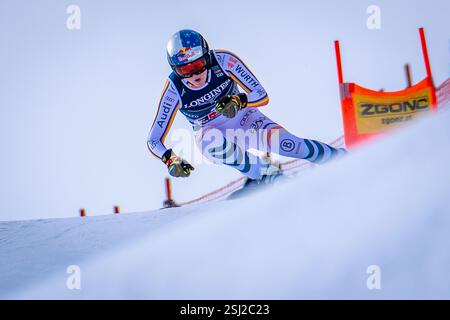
left=235, top=65, right=259, bottom=88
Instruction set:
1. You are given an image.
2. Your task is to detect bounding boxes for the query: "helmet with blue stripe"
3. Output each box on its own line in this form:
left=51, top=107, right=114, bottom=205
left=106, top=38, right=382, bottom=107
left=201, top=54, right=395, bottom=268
left=166, top=29, right=210, bottom=68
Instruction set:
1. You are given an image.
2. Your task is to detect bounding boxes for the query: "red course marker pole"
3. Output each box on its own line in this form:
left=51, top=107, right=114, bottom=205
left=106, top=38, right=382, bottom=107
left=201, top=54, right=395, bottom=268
left=334, top=40, right=344, bottom=85
left=165, top=178, right=172, bottom=202
left=163, top=177, right=178, bottom=208
left=405, top=63, right=412, bottom=88
left=419, top=28, right=433, bottom=83
left=419, top=27, right=437, bottom=110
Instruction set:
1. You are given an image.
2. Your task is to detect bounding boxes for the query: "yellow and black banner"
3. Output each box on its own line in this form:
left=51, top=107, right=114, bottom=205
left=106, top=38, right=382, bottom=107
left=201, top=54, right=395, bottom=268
left=340, top=77, right=436, bottom=147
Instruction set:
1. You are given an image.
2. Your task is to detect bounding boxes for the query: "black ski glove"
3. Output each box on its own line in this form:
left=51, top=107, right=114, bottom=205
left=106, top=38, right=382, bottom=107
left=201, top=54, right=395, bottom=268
left=161, top=149, right=194, bottom=178
left=215, top=93, right=248, bottom=118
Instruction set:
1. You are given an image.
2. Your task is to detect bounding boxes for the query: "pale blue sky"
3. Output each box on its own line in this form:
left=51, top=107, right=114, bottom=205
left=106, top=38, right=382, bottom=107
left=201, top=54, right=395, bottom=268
left=0, top=0, right=449, bottom=220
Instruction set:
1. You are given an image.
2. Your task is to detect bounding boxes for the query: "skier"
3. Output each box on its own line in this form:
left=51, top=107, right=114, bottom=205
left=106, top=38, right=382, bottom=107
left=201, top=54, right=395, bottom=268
left=148, top=29, right=345, bottom=183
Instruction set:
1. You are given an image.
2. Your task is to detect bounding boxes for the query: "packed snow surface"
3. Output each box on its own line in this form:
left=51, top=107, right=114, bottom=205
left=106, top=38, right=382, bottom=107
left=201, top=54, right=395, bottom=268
left=1, top=110, right=450, bottom=299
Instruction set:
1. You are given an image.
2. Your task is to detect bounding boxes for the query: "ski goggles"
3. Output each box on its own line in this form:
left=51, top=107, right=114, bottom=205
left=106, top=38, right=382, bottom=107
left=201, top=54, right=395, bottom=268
left=174, top=56, right=209, bottom=78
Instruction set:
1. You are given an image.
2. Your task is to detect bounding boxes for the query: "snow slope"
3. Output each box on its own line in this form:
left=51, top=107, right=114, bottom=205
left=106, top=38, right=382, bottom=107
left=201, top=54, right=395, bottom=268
left=1, top=110, right=450, bottom=299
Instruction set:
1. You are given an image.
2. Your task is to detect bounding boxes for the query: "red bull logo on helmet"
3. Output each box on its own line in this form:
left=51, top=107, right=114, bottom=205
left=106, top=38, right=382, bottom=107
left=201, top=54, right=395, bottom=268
left=177, top=46, right=203, bottom=63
